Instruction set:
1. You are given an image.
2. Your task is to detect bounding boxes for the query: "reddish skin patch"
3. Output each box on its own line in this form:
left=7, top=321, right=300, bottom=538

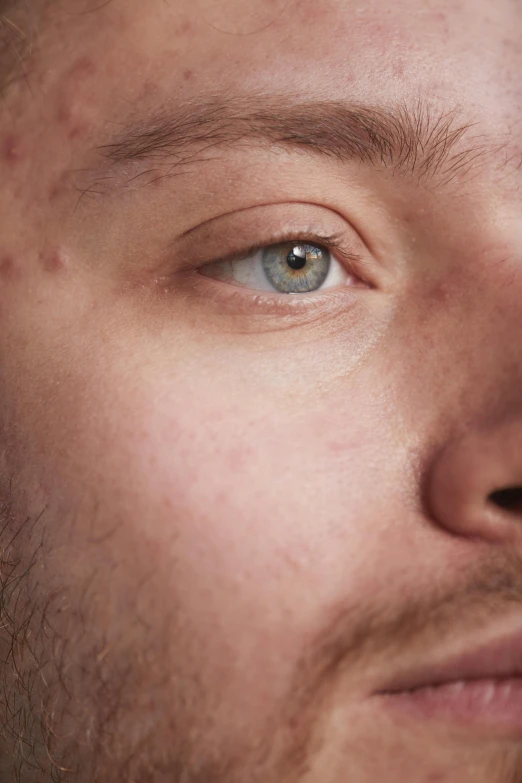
left=177, top=20, right=193, bottom=35
left=68, top=57, right=96, bottom=80
left=56, top=105, right=73, bottom=125
left=2, top=135, right=24, bottom=165
left=0, top=256, right=21, bottom=282
left=48, top=172, right=71, bottom=202
left=183, top=69, right=193, bottom=81
left=40, top=250, right=67, bottom=273
left=393, top=59, right=405, bottom=77
left=48, top=184, right=64, bottom=202
left=68, top=123, right=89, bottom=141
left=431, top=280, right=451, bottom=304
left=55, top=104, right=89, bottom=141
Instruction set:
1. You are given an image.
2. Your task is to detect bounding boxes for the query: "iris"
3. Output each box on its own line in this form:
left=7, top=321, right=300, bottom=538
left=262, top=242, right=331, bottom=293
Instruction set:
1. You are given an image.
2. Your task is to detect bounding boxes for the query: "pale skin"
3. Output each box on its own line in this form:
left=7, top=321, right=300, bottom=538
left=1, top=0, right=522, bottom=780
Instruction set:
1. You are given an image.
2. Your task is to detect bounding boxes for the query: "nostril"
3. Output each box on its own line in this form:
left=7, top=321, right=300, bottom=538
left=489, top=487, right=522, bottom=514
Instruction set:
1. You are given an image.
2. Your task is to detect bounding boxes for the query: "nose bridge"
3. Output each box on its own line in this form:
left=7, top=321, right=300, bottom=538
left=423, top=238, right=522, bottom=419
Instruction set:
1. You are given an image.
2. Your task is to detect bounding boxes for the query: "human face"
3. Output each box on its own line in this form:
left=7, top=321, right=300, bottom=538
left=1, top=0, right=522, bottom=780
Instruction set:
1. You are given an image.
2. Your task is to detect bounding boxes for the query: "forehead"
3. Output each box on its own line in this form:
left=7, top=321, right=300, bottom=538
left=21, top=0, right=518, bottom=192
left=33, top=0, right=521, bottom=116
left=2, top=0, right=522, bottom=224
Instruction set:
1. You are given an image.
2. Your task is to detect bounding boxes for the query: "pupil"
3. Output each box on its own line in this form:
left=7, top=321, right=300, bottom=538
left=286, top=247, right=307, bottom=270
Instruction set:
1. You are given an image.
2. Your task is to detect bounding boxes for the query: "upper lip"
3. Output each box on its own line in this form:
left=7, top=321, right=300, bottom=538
left=377, top=625, right=522, bottom=694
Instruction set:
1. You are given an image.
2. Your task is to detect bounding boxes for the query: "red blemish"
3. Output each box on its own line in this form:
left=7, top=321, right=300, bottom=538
left=183, top=69, right=193, bottom=82
left=55, top=103, right=89, bottom=141
left=226, top=445, right=253, bottom=471
left=56, top=104, right=72, bottom=125
left=177, top=20, right=193, bottom=35
left=393, top=59, right=405, bottom=77
left=0, top=255, right=21, bottom=282
left=2, top=135, right=24, bottom=164
left=431, top=281, right=451, bottom=304
left=48, top=184, right=63, bottom=202
left=40, top=249, right=67, bottom=273
left=68, top=123, right=88, bottom=141
left=48, top=171, right=71, bottom=202
left=68, top=57, right=96, bottom=80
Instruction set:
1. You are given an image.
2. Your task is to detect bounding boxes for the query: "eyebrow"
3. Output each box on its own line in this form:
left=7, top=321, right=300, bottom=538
left=95, top=93, right=495, bottom=189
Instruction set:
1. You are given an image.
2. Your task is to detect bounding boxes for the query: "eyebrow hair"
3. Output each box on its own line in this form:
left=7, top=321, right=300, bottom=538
left=96, top=93, right=496, bottom=189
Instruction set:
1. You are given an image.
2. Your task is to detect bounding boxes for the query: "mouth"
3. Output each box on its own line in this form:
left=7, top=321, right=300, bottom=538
left=374, top=625, right=522, bottom=736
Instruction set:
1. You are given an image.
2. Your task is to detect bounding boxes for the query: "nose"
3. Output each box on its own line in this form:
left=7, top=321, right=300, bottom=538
left=427, top=419, right=522, bottom=543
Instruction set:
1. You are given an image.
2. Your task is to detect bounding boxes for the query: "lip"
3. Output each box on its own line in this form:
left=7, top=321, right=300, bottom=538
left=374, top=625, right=522, bottom=735
left=377, top=625, right=522, bottom=694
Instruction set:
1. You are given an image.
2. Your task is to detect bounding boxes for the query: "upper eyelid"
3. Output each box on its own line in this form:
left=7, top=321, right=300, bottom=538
left=168, top=201, right=380, bottom=286
left=198, top=230, right=346, bottom=267
left=171, top=201, right=363, bottom=255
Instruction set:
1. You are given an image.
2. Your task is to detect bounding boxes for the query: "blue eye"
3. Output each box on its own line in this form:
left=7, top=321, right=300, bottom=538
left=201, top=240, right=351, bottom=295
left=262, top=243, right=331, bottom=293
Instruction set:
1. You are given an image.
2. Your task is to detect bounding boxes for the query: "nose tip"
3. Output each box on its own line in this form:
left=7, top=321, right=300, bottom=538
left=427, top=421, right=522, bottom=543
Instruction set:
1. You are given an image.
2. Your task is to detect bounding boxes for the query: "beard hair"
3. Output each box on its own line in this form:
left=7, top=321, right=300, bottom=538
left=0, top=494, right=306, bottom=783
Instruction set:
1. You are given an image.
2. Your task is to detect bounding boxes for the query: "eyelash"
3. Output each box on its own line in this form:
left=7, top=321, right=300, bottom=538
left=197, top=229, right=365, bottom=280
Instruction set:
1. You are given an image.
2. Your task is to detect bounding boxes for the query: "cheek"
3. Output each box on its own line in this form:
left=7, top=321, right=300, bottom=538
left=1, top=320, right=413, bottom=731
left=6, top=329, right=405, bottom=608
left=66, top=363, right=399, bottom=627
left=70, top=371, right=391, bottom=705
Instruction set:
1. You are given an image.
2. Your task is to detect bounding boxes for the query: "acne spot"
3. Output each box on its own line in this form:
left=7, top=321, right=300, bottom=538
left=430, top=281, right=451, bottom=304
left=0, top=255, right=21, bottom=282
left=56, top=104, right=72, bottom=125
left=69, top=123, right=89, bottom=141
left=177, top=20, right=193, bottom=35
left=183, top=69, right=193, bottom=82
left=55, top=102, right=89, bottom=141
left=39, top=249, right=68, bottom=274
left=48, top=184, right=63, bottom=202
left=227, top=445, right=253, bottom=471
left=48, top=171, right=71, bottom=203
left=2, top=135, right=24, bottom=165
left=68, top=57, right=96, bottom=80
left=393, top=59, right=405, bottom=77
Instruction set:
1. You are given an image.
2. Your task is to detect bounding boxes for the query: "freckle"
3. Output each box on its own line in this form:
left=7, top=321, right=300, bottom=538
left=2, top=135, right=24, bottom=164
left=0, top=255, right=21, bottom=282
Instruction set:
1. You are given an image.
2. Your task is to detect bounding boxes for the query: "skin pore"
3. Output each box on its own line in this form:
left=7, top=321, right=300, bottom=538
left=1, top=0, right=522, bottom=780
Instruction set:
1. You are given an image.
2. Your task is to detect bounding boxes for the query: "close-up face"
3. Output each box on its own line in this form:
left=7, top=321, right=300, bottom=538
left=1, top=0, right=522, bottom=780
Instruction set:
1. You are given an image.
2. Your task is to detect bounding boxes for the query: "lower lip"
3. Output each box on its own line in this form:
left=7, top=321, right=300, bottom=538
left=377, top=678, right=522, bottom=735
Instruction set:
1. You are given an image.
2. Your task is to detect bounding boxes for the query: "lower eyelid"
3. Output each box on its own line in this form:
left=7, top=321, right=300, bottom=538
left=187, top=270, right=363, bottom=321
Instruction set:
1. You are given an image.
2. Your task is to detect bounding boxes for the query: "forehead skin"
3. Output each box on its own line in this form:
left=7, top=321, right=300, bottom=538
left=1, top=1, right=522, bottom=782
